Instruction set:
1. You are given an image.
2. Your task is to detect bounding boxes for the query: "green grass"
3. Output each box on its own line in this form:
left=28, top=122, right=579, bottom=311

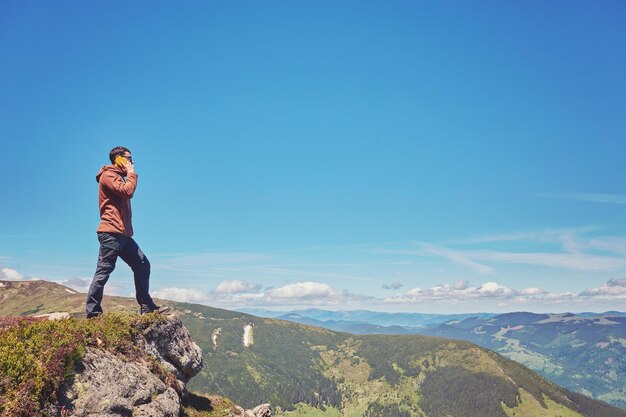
left=0, top=280, right=137, bottom=317
left=278, top=403, right=343, bottom=417
left=497, top=338, right=564, bottom=375
left=502, top=388, right=585, bottom=417
left=181, top=393, right=240, bottom=417
left=0, top=313, right=167, bottom=417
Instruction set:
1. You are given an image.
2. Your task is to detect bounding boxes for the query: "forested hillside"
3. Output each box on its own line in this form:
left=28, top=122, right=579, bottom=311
left=2, top=280, right=625, bottom=417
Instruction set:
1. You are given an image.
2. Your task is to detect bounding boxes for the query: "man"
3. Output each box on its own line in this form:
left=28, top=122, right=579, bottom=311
left=86, top=146, right=169, bottom=318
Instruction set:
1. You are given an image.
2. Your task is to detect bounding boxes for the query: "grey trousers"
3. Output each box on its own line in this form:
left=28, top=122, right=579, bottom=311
left=86, top=232, right=156, bottom=318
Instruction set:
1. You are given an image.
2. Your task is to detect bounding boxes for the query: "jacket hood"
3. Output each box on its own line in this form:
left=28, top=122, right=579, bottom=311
left=96, top=164, right=125, bottom=182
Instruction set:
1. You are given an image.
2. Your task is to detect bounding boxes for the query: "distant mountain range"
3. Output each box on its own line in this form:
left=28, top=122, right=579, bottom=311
left=421, top=311, right=626, bottom=409
left=239, top=308, right=496, bottom=330
left=242, top=307, right=626, bottom=409
left=2, top=279, right=625, bottom=417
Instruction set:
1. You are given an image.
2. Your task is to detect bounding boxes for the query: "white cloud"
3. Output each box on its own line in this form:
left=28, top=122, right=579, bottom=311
left=451, top=280, right=469, bottom=290
left=386, top=279, right=626, bottom=308
left=0, top=267, right=24, bottom=280
left=153, top=280, right=370, bottom=308
left=152, top=287, right=214, bottom=304
left=478, top=281, right=516, bottom=296
left=58, top=277, right=92, bottom=293
left=0, top=266, right=43, bottom=281
left=580, top=279, right=626, bottom=298
left=521, top=287, right=547, bottom=296
left=266, top=282, right=338, bottom=300
left=215, top=280, right=260, bottom=294
left=541, top=291, right=579, bottom=301
left=386, top=281, right=518, bottom=303
left=154, top=277, right=626, bottom=310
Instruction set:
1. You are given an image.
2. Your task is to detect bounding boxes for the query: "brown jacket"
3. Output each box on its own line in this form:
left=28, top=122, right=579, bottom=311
left=96, top=165, right=138, bottom=237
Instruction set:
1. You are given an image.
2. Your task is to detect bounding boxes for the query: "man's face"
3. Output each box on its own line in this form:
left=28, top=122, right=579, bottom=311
left=123, top=152, right=133, bottom=164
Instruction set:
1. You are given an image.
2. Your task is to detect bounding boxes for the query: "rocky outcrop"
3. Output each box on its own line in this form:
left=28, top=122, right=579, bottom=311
left=58, top=349, right=180, bottom=417
left=234, top=403, right=272, bottom=417
left=140, top=315, right=203, bottom=396
left=56, top=314, right=271, bottom=417
left=58, top=315, right=201, bottom=417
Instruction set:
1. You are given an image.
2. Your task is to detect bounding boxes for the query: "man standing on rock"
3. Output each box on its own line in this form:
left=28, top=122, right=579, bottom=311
left=86, top=146, right=169, bottom=318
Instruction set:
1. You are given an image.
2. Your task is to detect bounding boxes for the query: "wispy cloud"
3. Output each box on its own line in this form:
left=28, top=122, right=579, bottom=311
left=465, top=249, right=626, bottom=271
left=376, top=246, right=495, bottom=273
left=589, top=237, right=626, bottom=256
left=536, top=192, right=626, bottom=205
left=241, top=266, right=370, bottom=282
left=382, top=281, right=403, bottom=290
left=446, top=226, right=603, bottom=245
left=420, top=244, right=496, bottom=273
left=382, top=229, right=626, bottom=273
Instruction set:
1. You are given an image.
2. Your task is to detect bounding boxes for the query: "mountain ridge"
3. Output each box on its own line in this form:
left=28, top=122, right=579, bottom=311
left=242, top=303, right=626, bottom=409
left=2, top=279, right=625, bottom=417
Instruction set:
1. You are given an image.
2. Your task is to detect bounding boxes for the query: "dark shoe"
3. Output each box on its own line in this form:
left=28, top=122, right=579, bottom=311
left=140, top=304, right=171, bottom=315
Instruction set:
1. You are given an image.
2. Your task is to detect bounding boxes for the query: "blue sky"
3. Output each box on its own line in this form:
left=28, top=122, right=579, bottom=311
left=1, top=1, right=625, bottom=313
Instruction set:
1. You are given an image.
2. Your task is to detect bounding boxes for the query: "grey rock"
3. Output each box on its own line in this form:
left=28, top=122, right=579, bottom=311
left=140, top=314, right=203, bottom=396
left=141, top=315, right=203, bottom=377
left=34, top=312, right=71, bottom=320
left=234, top=403, right=272, bottom=417
left=59, top=349, right=178, bottom=417
left=58, top=315, right=203, bottom=417
left=134, top=387, right=180, bottom=417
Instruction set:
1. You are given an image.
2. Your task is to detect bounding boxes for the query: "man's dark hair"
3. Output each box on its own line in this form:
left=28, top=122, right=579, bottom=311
left=109, top=146, right=131, bottom=164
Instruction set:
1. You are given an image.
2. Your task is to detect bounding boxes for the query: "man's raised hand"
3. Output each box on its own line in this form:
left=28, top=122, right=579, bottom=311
left=124, top=159, right=135, bottom=175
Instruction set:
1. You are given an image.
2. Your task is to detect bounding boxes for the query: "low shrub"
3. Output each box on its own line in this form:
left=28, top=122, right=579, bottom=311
left=0, top=313, right=166, bottom=417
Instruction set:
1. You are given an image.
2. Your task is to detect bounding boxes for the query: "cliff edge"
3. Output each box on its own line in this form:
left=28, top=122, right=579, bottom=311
left=0, top=312, right=270, bottom=417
